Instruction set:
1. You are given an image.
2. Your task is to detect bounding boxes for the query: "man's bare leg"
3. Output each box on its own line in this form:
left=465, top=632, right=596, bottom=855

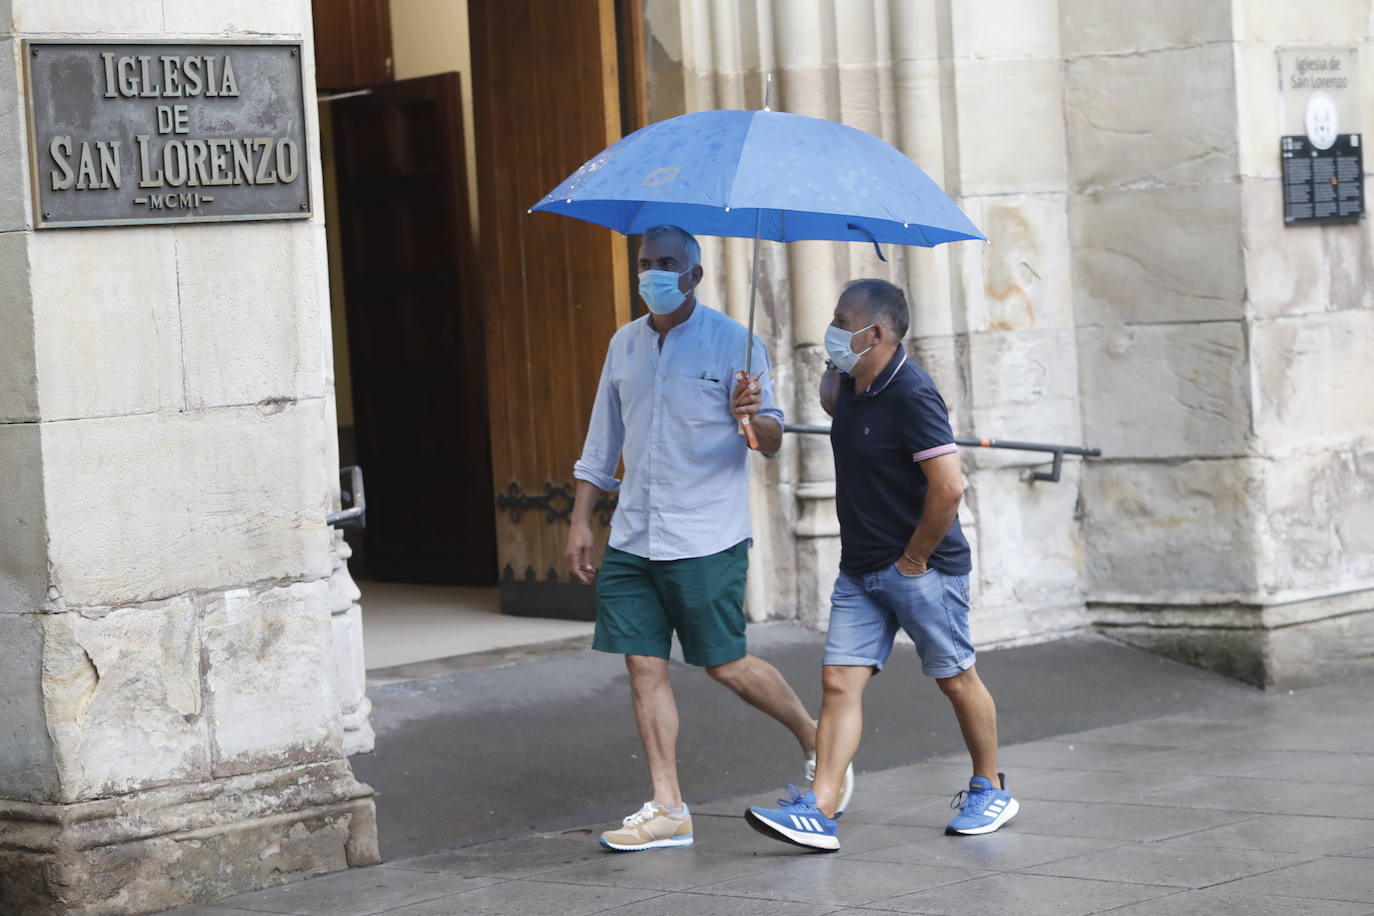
left=810, top=664, right=871, bottom=816
left=705, top=654, right=818, bottom=756
left=937, top=665, right=999, bottom=784
left=626, top=654, right=683, bottom=806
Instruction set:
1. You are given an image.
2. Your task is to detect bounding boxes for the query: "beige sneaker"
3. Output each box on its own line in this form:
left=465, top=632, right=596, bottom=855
left=599, top=802, right=694, bottom=851
left=805, top=755, right=855, bottom=815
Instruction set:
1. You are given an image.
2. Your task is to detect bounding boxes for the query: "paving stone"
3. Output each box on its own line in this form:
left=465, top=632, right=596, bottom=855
left=383, top=879, right=663, bottom=915
left=1175, top=814, right=1374, bottom=856
left=998, top=740, right=1180, bottom=772
left=596, top=893, right=837, bottom=915
left=1134, top=776, right=1374, bottom=819
left=210, top=866, right=499, bottom=915
left=1022, top=837, right=1310, bottom=888
left=847, top=830, right=1120, bottom=872
left=1017, top=800, right=1250, bottom=842
left=875, top=871, right=1174, bottom=915
left=207, top=867, right=500, bottom=916
left=1218, top=856, right=1374, bottom=903
left=384, top=834, right=606, bottom=879
left=690, top=857, right=984, bottom=908
left=1007, top=766, right=1208, bottom=803
left=1055, top=716, right=1266, bottom=748
left=532, top=848, right=783, bottom=892
left=1087, top=887, right=1370, bottom=915
left=1246, top=753, right=1374, bottom=786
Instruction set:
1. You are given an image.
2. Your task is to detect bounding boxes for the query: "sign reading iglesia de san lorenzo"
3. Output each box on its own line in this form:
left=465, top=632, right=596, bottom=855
left=23, top=41, right=311, bottom=228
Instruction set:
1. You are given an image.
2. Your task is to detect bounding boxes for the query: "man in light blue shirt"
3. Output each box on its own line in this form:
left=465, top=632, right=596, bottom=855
left=566, top=225, right=831, bottom=852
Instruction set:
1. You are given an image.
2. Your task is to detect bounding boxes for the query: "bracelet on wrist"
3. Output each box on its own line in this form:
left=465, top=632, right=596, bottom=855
left=903, top=552, right=925, bottom=568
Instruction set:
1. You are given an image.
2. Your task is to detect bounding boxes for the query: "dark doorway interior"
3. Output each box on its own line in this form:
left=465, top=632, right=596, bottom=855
left=329, top=73, right=497, bottom=585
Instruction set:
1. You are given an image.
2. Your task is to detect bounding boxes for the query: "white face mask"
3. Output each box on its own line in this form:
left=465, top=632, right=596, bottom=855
left=637, top=268, right=691, bottom=315
left=824, top=323, right=874, bottom=373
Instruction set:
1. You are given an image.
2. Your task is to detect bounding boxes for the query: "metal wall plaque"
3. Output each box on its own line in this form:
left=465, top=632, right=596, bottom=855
left=1278, top=47, right=1363, bottom=224
left=23, top=40, right=312, bottom=229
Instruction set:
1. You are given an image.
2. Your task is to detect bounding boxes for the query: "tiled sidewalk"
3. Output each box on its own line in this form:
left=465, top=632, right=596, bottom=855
left=171, top=673, right=1374, bottom=915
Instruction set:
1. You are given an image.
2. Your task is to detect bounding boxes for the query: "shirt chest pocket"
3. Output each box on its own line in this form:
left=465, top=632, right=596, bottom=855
left=671, top=370, right=731, bottom=426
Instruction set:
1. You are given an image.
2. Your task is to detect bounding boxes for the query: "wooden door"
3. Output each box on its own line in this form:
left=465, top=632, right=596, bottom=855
left=331, top=73, right=498, bottom=585
left=470, top=0, right=632, bottom=619
left=312, top=0, right=394, bottom=90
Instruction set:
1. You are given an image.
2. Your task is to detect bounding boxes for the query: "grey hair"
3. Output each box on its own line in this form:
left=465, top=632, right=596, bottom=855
left=641, top=224, right=701, bottom=268
left=844, top=278, right=909, bottom=339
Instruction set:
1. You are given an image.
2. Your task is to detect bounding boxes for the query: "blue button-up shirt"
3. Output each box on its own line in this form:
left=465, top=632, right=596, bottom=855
left=573, top=302, right=784, bottom=561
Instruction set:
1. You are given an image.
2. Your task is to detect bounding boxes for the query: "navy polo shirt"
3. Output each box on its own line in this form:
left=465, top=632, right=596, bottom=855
left=830, top=345, right=972, bottom=576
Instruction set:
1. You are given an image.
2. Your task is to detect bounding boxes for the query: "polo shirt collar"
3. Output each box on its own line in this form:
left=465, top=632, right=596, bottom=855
left=856, top=344, right=907, bottom=398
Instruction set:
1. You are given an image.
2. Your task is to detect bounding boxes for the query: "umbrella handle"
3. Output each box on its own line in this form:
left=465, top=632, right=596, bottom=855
left=738, top=413, right=759, bottom=450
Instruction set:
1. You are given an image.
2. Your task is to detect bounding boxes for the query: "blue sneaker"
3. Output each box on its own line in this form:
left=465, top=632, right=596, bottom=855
left=745, top=786, right=839, bottom=851
left=945, top=772, right=1018, bottom=836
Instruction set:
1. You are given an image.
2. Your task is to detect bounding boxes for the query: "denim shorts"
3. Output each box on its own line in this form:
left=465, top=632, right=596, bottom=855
left=823, top=562, right=975, bottom=678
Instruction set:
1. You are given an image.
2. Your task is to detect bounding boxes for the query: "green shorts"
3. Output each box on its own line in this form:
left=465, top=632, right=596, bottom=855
left=593, top=541, right=749, bottom=668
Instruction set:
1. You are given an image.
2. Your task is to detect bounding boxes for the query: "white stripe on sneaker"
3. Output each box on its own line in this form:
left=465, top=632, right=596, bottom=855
left=790, top=815, right=804, bottom=830
left=808, top=818, right=822, bottom=832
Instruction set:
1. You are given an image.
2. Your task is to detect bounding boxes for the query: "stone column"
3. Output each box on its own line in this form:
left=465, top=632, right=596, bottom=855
left=644, top=0, right=1092, bottom=639
left=0, top=2, right=378, bottom=912
left=1065, top=1, right=1374, bottom=687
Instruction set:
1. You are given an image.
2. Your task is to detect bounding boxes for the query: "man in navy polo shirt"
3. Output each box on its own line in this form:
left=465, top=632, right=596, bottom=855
left=747, top=278, right=1018, bottom=851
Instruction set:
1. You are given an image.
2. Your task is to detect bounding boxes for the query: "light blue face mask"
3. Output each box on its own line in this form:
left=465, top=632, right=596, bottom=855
left=638, top=268, right=691, bottom=315
left=824, top=322, right=874, bottom=374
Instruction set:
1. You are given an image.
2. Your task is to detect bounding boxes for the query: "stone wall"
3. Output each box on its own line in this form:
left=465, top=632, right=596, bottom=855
left=645, top=0, right=1374, bottom=687
left=0, top=1, right=377, bottom=912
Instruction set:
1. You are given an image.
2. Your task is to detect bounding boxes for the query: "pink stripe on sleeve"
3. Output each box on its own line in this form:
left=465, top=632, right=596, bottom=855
left=912, top=443, right=958, bottom=462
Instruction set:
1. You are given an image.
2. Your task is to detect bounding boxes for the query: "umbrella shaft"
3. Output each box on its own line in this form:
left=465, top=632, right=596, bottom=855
left=745, top=210, right=762, bottom=376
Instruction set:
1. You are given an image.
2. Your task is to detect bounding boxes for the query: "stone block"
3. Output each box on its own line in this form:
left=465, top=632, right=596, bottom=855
left=1059, top=0, right=1232, bottom=57
left=1264, top=605, right=1374, bottom=689
left=0, top=760, right=377, bottom=914
left=1082, top=458, right=1264, bottom=602
left=41, top=603, right=211, bottom=802
left=0, top=38, right=29, bottom=232
left=1325, top=214, right=1374, bottom=314
left=1257, top=449, right=1374, bottom=597
left=952, top=57, right=1068, bottom=196
left=203, top=580, right=342, bottom=777
left=1251, top=310, right=1374, bottom=455
left=1240, top=178, right=1328, bottom=318
left=10, top=0, right=163, bottom=33
left=967, top=328, right=1080, bottom=411
left=1235, top=41, right=1284, bottom=180
left=0, top=233, right=36, bottom=423
left=965, top=463, right=1085, bottom=622
left=176, top=222, right=326, bottom=410
left=0, top=613, right=57, bottom=800
left=949, top=0, right=1060, bottom=59
left=40, top=401, right=333, bottom=609
left=1065, top=45, right=1238, bottom=191
left=0, top=423, right=46, bottom=615
left=1078, top=322, right=1250, bottom=460
left=1234, top=2, right=1369, bottom=42
left=27, top=228, right=183, bottom=421
left=1071, top=183, right=1246, bottom=327
left=955, top=193, right=1073, bottom=334
left=161, top=0, right=310, bottom=36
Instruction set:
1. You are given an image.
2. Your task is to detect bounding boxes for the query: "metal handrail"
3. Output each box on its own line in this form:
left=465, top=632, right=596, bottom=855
left=783, top=426, right=1101, bottom=482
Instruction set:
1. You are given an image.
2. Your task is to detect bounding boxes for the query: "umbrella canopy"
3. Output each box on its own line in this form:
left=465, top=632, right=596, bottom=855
left=530, top=108, right=983, bottom=247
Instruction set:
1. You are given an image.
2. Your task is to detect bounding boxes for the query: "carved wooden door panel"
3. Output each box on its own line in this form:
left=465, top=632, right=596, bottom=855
left=470, top=0, right=631, bottom=618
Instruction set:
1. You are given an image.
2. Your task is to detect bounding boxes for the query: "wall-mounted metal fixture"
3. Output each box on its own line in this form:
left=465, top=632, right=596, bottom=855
left=784, top=427, right=1102, bottom=483
left=327, top=465, right=366, bottom=528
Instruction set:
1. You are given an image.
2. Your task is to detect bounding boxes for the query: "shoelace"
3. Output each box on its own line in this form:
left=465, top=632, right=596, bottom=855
left=622, top=802, right=658, bottom=827
left=774, top=785, right=812, bottom=810
left=949, top=784, right=992, bottom=815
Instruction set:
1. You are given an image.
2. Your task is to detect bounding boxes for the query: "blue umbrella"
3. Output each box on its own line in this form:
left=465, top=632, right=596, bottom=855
left=531, top=86, right=983, bottom=447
